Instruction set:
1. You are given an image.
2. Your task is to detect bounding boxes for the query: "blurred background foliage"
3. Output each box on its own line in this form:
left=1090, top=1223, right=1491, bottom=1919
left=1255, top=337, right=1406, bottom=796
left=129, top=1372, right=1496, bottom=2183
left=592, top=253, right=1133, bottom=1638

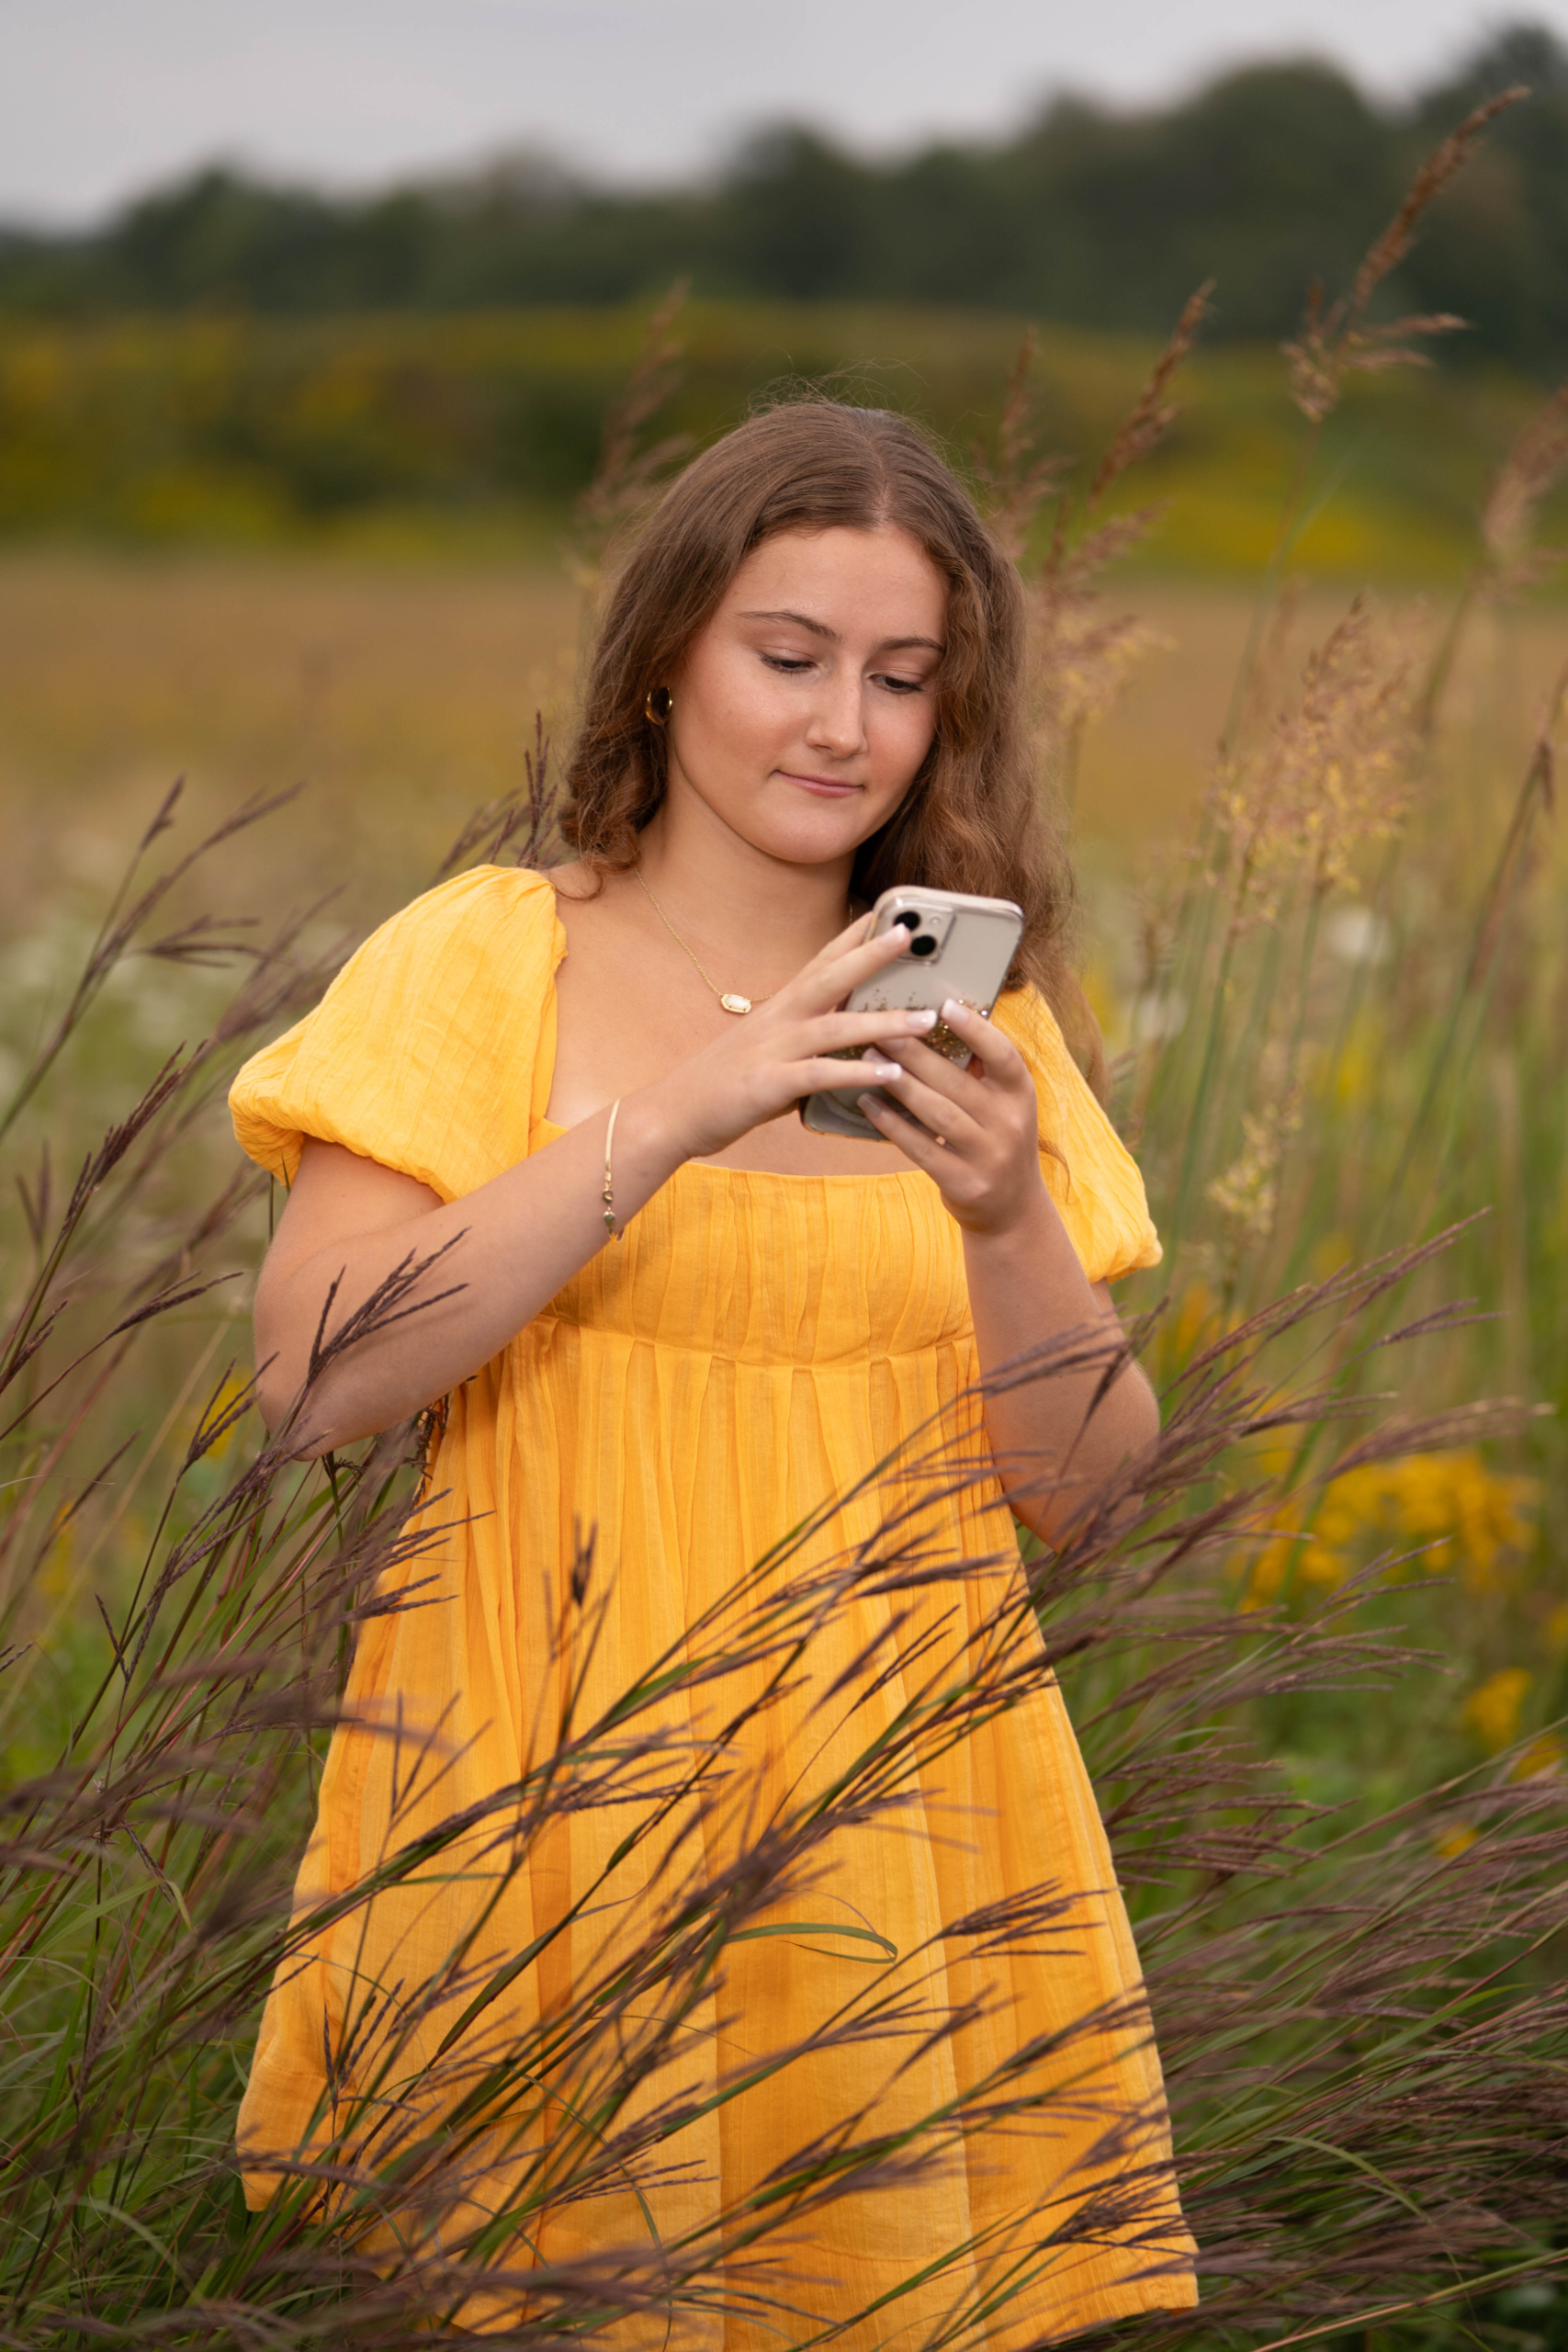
left=3, top=302, right=1563, bottom=572
left=6, top=299, right=1561, bottom=569
left=0, top=22, right=1566, bottom=565
left=2, top=24, right=1565, bottom=364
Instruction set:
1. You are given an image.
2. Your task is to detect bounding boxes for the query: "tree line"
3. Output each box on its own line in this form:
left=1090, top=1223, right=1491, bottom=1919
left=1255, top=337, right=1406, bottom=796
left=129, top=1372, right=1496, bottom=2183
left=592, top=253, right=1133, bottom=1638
left=2, top=25, right=1566, bottom=369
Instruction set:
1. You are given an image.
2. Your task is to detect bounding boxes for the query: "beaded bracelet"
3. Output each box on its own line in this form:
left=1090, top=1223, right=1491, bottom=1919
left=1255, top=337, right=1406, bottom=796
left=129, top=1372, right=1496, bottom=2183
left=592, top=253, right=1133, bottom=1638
left=602, top=1098, right=624, bottom=1242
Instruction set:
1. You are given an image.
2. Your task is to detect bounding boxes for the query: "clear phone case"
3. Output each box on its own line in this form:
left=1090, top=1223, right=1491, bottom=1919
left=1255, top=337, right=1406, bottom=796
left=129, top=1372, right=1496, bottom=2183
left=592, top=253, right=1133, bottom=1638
left=800, top=888, right=1024, bottom=1142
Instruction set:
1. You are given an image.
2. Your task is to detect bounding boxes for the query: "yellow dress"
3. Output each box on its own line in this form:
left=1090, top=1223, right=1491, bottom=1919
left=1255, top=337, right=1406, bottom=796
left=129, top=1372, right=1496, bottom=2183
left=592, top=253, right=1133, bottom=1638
left=230, top=867, right=1197, bottom=2345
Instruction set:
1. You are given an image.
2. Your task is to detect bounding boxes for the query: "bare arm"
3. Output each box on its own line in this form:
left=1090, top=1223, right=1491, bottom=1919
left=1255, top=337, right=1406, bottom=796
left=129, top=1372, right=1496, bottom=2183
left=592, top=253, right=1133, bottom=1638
left=858, top=1003, right=1159, bottom=1546
left=962, top=1226, right=1159, bottom=1543
left=254, top=1111, right=680, bottom=1451
left=254, top=918, right=929, bottom=1454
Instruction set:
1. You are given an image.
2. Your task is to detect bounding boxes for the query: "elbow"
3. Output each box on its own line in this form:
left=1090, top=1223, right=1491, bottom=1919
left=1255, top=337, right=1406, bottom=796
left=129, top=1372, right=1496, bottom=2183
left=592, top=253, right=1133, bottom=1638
left=254, top=1334, right=412, bottom=1461
left=257, top=1390, right=340, bottom=1463
left=253, top=1278, right=305, bottom=1448
left=254, top=1349, right=290, bottom=1447
left=254, top=1330, right=335, bottom=1460
left=252, top=1308, right=295, bottom=1440
left=1004, top=1366, right=1162, bottom=1548
left=1007, top=1466, right=1143, bottom=1553
left=1122, top=1362, right=1162, bottom=1455
left=1008, top=1485, right=1080, bottom=1552
left=254, top=1360, right=322, bottom=1458
left=254, top=1282, right=342, bottom=1456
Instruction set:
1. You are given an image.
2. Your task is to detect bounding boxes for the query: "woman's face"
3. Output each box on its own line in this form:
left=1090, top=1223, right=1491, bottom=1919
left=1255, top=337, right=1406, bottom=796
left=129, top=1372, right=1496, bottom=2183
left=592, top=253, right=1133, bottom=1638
left=664, top=524, right=947, bottom=872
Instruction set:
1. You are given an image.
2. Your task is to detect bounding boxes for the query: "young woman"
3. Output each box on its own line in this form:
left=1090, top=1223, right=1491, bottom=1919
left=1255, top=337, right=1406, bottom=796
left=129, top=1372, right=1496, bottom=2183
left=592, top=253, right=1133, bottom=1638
left=231, top=401, right=1197, bottom=2341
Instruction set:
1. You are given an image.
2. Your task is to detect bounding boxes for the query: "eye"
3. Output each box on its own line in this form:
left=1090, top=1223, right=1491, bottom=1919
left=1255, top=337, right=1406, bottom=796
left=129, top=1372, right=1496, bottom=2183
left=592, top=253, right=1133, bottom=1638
left=761, top=653, right=815, bottom=674
left=873, top=672, right=927, bottom=696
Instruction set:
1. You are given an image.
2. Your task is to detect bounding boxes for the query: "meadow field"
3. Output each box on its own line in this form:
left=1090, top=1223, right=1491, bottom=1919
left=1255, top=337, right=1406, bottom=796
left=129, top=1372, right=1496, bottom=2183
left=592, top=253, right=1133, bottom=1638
left=3, top=245, right=1568, bottom=2344
left=6, top=550, right=1567, bottom=928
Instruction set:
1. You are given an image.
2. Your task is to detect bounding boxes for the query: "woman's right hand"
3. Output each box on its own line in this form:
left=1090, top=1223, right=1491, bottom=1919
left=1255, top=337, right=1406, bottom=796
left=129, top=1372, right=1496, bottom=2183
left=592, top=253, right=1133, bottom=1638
left=641, top=915, right=931, bottom=1161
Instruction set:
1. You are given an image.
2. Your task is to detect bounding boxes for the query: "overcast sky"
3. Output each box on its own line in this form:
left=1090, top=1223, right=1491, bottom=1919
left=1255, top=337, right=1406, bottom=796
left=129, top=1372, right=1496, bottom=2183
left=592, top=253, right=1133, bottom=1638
left=4, top=0, right=1562, bottom=226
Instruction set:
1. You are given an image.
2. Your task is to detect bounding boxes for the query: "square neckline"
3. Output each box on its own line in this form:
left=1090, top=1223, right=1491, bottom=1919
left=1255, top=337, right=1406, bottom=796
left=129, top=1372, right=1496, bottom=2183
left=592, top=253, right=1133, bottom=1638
left=538, top=889, right=925, bottom=1188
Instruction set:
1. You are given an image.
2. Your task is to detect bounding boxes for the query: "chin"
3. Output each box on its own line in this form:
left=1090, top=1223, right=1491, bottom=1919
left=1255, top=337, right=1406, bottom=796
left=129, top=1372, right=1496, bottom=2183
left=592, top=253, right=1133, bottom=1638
left=755, top=820, right=873, bottom=871
left=745, top=794, right=893, bottom=868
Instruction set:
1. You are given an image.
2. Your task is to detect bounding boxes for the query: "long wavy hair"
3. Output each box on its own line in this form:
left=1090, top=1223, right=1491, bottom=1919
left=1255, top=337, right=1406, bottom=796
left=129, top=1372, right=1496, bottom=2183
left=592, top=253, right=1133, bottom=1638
left=560, top=400, right=1100, bottom=1080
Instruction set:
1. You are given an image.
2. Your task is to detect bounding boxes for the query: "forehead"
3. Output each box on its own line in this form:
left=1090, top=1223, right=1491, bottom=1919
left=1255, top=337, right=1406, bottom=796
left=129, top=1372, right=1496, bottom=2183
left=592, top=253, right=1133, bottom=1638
left=723, top=526, right=947, bottom=629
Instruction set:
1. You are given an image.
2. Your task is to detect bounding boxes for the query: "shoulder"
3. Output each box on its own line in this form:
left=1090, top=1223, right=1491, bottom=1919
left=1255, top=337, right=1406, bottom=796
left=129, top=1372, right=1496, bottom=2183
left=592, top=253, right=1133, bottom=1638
left=229, top=866, right=563, bottom=1195
left=351, top=864, right=559, bottom=973
left=295, top=860, right=565, bottom=1076
left=312, top=865, right=563, bottom=1032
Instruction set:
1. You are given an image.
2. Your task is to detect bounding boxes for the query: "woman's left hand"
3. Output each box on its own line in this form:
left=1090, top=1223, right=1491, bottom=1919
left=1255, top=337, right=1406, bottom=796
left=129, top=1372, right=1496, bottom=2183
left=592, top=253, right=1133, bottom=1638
left=857, top=1000, right=1047, bottom=1237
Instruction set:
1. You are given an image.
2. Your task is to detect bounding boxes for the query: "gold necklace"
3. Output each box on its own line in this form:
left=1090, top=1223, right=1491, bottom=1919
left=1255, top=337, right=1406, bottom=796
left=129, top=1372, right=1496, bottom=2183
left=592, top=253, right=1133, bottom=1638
left=633, top=867, right=777, bottom=1015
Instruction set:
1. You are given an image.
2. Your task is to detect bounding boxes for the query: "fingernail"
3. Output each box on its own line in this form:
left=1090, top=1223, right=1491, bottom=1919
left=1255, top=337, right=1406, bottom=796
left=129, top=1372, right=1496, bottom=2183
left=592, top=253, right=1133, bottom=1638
left=907, top=1008, right=939, bottom=1031
left=857, top=1092, right=885, bottom=1114
left=868, top=1062, right=901, bottom=1081
left=941, top=999, right=967, bottom=1023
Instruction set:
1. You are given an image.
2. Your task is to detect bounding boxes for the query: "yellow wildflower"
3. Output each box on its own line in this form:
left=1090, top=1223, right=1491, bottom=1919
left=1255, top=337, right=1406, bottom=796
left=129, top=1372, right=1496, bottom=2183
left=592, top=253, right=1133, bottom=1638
left=1305, top=1451, right=1536, bottom=1590
left=1381, top=1452, right=1540, bottom=1591
left=1462, top=1668, right=1531, bottom=1754
left=1508, top=1733, right=1563, bottom=1782
left=196, top=1371, right=255, bottom=1464
left=1243, top=1521, right=1297, bottom=1608
left=1303, top=1465, right=1383, bottom=1583
left=1169, top=1279, right=1220, bottom=1363
left=1236, top=1450, right=1539, bottom=1611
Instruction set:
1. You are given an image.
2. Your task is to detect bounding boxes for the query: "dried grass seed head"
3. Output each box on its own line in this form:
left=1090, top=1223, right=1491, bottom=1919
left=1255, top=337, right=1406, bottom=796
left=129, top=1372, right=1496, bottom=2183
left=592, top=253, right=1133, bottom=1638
left=1282, top=89, right=1525, bottom=424
left=1210, top=595, right=1416, bottom=923
left=1026, top=289, right=1210, bottom=758
left=1481, top=376, right=1568, bottom=589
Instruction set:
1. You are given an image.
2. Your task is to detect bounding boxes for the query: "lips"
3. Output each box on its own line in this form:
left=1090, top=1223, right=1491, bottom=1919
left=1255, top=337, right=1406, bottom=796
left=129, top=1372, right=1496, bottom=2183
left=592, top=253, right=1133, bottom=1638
left=781, top=771, right=862, bottom=798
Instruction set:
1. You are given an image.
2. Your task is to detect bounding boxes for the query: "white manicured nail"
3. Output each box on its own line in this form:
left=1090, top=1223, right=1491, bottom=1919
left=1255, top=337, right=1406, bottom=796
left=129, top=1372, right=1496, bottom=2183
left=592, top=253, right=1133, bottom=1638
left=941, top=999, right=967, bottom=1023
left=907, top=1008, right=939, bottom=1031
left=869, top=1063, right=901, bottom=1081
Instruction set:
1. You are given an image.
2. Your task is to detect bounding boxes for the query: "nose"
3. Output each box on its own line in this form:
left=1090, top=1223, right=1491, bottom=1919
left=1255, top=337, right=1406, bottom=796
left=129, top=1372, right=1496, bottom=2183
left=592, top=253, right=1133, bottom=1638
left=804, top=666, right=868, bottom=760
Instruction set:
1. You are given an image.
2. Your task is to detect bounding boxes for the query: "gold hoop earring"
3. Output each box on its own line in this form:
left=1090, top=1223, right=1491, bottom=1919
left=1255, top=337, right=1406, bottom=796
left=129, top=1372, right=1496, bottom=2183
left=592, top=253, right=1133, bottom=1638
left=644, top=685, right=672, bottom=727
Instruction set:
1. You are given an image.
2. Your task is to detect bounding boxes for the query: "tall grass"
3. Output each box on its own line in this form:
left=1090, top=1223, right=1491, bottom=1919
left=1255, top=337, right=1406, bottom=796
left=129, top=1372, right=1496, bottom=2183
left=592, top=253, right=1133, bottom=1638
left=2, top=107, right=1567, bottom=2349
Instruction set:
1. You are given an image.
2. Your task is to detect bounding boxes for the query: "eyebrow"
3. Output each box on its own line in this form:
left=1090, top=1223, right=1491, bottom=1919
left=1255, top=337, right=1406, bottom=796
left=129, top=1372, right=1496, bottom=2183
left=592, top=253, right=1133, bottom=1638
left=738, top=607, right=944, bottom=655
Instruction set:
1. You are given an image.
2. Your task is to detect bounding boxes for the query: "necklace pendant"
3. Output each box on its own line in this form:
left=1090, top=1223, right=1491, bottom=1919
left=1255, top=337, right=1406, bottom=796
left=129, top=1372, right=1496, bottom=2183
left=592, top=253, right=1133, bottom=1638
left=718, top=991, right=752, bottom=1015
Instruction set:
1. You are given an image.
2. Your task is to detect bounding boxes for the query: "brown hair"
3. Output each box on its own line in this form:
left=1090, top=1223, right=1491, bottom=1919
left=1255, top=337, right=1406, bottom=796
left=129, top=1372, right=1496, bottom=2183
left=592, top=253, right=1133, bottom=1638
left=560, top=400, right=1100, bottom=1080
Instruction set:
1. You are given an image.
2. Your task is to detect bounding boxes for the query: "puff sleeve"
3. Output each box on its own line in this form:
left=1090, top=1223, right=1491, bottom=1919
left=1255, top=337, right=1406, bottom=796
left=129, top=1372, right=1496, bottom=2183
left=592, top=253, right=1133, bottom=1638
left=229, top=866, right=563, bottom=1201
left=990, top=987, right=1162, bottom=1285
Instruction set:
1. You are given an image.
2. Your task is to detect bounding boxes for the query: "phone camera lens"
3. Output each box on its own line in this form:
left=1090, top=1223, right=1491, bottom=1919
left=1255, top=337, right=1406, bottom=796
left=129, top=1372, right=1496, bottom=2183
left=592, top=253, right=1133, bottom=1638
left=893, top=910, right=921, bottom=932
left=909, top=935, right=938, bottom=958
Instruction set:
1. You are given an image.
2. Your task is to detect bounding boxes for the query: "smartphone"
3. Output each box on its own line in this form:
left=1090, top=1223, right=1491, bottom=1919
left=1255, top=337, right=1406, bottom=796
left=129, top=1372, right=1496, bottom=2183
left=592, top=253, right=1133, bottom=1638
left=800, top=887, right=1025, bottom=1142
